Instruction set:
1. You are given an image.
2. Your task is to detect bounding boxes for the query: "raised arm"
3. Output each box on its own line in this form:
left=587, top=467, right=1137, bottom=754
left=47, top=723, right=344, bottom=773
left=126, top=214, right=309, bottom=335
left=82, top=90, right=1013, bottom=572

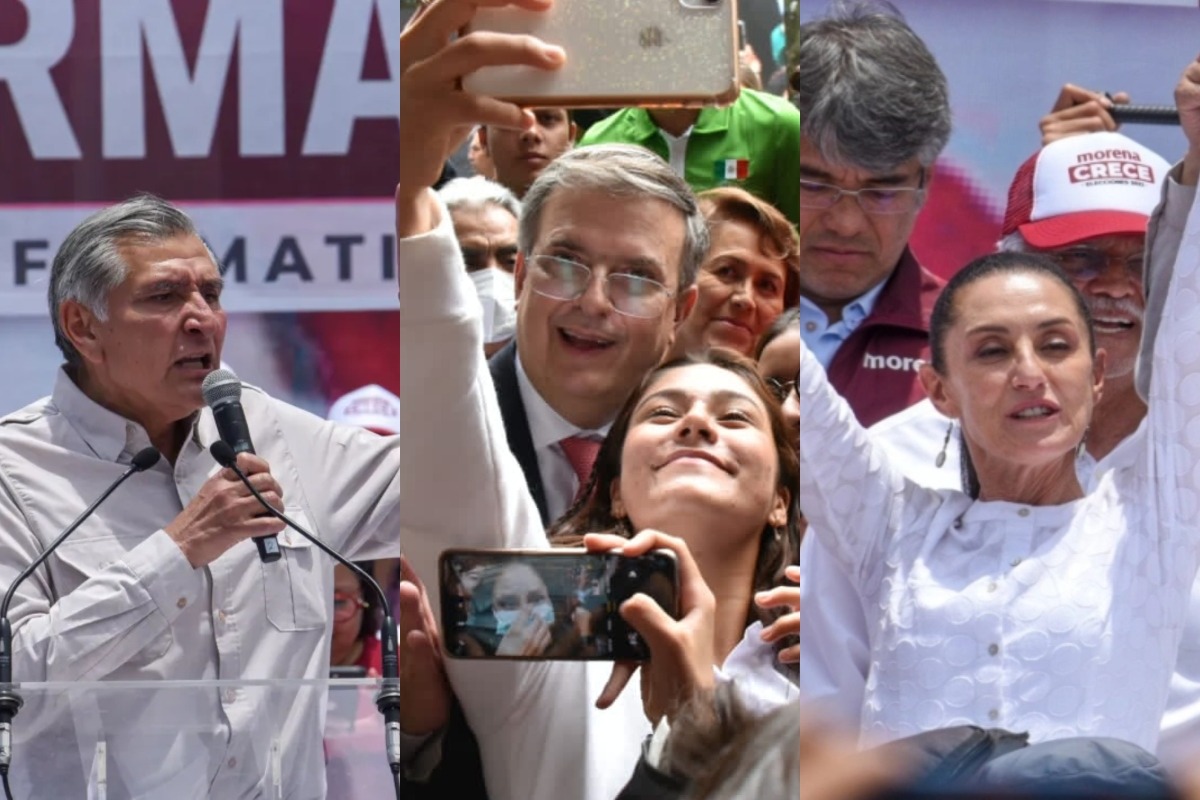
left=797, top=339, right=921, bottom=586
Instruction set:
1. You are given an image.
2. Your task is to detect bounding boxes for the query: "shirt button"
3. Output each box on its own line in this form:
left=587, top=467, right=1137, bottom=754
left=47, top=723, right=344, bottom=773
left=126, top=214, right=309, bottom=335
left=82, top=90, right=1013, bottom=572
left=176, top=597, right=187, bottom=609
left=1017, top=508, right=1030, bottom=517
left=227, top=757, right=237, bottom=769
left=988, top=709, right=999, bottom=721
left=1010, top=557, right=1022, bottom=568
left=988, top=643, right=999, bottom=656
left=987, top=581, right=998, bottom=593
left=805, top=322, right=817, bottom=332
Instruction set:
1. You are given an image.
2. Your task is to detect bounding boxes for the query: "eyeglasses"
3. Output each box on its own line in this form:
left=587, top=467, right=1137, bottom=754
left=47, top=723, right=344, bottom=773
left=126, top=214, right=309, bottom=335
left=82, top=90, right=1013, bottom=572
left=1044, top=246, right=1145, bottom=282
left=799, top=171, right=926, bottom=215
left=766, top=374, right=798, bottom=403
left=527, top=255, right=674, bottom=319
left=333, top=592, right=369, bottom=622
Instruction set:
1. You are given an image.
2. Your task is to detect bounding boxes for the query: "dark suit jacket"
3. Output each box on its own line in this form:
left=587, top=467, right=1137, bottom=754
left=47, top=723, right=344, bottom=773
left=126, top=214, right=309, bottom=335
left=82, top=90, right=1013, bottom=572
left=488, top=341, right=552, bottom=527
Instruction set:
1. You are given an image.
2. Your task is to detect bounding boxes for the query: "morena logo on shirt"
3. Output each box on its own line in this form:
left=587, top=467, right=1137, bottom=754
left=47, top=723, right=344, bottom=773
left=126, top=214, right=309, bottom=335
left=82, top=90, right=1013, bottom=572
left=862, top=353, right=925, bottom=372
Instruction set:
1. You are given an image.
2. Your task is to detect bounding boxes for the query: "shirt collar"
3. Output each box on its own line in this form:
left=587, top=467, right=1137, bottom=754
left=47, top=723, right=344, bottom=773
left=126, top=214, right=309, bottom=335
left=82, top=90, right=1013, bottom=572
left=513, top=352, right=610, bottom=450
left=51, top=366, right=203, bottom=464
left=622, top=105, right=731, bottom=140
left=799, top=278, right=887, bottom=332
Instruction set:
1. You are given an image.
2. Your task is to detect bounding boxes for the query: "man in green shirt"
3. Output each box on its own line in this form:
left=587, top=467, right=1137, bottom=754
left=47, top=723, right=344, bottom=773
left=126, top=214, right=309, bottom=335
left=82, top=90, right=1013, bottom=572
left=579, top=88, right=799, bottom=226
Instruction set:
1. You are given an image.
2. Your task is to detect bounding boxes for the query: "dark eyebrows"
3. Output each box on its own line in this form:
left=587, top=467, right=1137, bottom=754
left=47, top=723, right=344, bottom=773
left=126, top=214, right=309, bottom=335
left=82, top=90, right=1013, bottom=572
left=637, top=387, right=764, bottom=412
left=966, top=317, right=1077, bottom=337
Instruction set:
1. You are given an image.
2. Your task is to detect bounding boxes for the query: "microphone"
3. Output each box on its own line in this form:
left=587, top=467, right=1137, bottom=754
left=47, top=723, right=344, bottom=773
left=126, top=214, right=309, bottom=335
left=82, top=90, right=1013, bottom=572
left=209, top=442, right=402, bottom=791
left=201, top=369, right=281, bottom=564
left=0, top=447, right=161, bottom=785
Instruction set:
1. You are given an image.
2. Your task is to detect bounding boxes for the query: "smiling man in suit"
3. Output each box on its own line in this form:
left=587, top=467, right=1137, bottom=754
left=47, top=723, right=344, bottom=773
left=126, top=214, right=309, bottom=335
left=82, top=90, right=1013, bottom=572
left=487, top=144, right=704, bottom=526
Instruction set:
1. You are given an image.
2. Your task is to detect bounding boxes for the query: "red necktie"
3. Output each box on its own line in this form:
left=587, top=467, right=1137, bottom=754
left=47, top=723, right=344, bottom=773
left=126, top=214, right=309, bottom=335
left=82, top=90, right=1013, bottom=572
left=559, top=436, right=602, bottom=504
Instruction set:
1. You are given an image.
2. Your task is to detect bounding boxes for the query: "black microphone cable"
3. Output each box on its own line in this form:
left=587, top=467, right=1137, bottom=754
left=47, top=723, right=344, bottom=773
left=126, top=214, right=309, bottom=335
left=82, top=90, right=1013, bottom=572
left=209, top=441, right=402, bottom=800
left=0, top=446, right=161, bottom=800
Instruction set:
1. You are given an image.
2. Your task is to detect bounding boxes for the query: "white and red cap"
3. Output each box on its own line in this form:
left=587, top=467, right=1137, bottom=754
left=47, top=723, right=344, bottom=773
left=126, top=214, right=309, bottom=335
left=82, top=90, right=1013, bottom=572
left=1001, top=131, right=1170, bottom=249
left=328, top=384, right=399, bottom=436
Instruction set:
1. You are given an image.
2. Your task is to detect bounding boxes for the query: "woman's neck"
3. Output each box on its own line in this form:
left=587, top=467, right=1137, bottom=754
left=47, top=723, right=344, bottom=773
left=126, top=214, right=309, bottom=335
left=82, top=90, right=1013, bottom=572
left=974, top=450, right=1084, bottom=505
left=693, top=540, right=761, bottom=665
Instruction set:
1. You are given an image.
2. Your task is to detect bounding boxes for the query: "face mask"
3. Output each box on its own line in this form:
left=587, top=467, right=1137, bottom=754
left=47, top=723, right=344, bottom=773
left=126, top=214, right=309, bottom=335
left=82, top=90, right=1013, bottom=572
left=468, top=268, right=517, bottom=344
left=494, top=601, right=556, bottom=636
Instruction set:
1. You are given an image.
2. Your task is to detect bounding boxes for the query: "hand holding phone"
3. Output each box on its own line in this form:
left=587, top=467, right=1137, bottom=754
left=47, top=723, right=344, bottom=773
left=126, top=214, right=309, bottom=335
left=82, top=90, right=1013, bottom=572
left=589, top=529, right=716, bottom=726
left=438, top=547, right=680, bottom=661
left=398, top=556, right=453, bottom=735
left=397, top=0, right=565, bottom=233
left=461, top=0, right=740, bottom=108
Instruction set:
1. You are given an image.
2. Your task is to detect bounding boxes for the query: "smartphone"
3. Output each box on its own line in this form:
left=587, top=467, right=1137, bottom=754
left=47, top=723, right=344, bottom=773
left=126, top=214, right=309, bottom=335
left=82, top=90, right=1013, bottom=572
left=461, top=0, right=740, bottom=108
left=439, top=548, right=680, bottom=661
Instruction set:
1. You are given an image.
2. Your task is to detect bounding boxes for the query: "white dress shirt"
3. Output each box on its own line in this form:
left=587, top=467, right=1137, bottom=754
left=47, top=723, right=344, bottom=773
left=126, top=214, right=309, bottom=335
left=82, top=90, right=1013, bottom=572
left=798, top=180, right=1200, bottom=753
left=0, top=369, right=398, bottom=799
left=398, top=196, right=796, bottom=800
left=513, top=353, right=608, bottom=523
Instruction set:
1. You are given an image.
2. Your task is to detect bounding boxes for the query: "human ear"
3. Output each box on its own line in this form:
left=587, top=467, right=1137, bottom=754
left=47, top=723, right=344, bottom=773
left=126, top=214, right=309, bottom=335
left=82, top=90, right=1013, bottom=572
left=767, top=487, right=789, bottom=529
left=919, top=362, right=960, bottom=420
left=610, top=478, right=625, bottom=519
left=60, top=300, right=103, bottom=365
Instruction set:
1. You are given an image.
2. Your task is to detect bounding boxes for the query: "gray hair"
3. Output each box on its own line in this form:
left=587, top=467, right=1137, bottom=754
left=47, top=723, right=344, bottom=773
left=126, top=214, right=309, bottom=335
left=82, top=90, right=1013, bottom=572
left=997, top=230, right=1031, bottom=253
left=49, top=193, right=206, bottom=367
left=438, top=176, right=522, bottom=221
left=518, top=144, right=708, bottom=291
left=663, top=686, right=800, bottom=800
left=798, top=0, right=951, bottom=172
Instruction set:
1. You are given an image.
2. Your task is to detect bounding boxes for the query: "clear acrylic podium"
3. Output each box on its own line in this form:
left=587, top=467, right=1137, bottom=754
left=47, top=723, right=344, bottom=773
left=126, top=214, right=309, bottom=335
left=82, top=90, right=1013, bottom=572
left=4, top=678, right=392, bottom=800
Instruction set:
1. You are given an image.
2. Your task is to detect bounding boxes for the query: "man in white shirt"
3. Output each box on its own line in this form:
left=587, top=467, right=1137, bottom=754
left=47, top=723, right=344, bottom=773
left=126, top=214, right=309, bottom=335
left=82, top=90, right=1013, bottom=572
left=0, top=194, right=398, bottom=798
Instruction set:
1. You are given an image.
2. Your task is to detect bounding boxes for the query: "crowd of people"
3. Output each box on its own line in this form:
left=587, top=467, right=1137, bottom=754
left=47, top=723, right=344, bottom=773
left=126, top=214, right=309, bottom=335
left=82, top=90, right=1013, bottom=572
left=397, top=0, right=1200, bottom=799
left=12, top=0, right=1200, bottom=796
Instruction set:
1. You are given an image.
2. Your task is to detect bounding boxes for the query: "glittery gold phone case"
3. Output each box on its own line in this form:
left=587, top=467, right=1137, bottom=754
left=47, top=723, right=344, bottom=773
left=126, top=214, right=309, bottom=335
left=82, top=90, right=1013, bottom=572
left=461, top=0, right=740, bottom=109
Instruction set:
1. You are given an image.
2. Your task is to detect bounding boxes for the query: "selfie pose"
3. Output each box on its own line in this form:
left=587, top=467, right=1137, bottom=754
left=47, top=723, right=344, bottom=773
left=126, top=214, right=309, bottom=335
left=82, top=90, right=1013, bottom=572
left=398, top=9, right=798, bottom=800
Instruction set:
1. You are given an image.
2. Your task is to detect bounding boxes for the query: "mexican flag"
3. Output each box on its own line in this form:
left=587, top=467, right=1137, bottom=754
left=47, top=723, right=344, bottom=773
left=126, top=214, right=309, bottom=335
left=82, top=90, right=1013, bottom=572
left=716, top=159, right=749, bottom=181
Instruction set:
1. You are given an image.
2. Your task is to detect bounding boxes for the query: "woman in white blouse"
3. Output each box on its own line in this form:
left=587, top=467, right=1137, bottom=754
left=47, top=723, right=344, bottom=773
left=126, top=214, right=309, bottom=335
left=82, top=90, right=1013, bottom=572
left=799, top=234, right=1200, bottom=753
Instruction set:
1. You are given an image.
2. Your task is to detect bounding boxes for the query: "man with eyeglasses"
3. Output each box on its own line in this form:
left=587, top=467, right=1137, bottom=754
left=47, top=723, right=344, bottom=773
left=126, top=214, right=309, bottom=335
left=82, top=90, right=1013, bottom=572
left=481, top=144, right=702, bottom=527
left=795, top=3, right=949, bottom=428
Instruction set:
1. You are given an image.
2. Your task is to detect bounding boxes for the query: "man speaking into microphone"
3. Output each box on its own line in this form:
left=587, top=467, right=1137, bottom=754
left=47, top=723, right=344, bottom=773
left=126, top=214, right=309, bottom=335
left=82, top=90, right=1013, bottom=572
left=0, top=194, right=397, bottom=798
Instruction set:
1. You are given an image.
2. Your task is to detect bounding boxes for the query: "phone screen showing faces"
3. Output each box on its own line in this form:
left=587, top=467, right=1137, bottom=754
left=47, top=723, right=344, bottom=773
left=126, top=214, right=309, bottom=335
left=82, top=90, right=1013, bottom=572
left=438, top=550, right=678, bottom=661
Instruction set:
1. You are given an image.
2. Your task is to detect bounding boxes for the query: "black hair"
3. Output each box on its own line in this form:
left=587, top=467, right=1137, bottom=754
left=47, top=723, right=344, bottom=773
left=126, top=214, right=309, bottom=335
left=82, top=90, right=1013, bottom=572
left=928, top=252, right=1097, bottom=498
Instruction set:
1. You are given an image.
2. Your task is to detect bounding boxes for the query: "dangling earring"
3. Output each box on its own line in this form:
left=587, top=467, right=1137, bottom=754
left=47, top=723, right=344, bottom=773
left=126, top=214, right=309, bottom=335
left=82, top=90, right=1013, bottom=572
left=935, top=422, right=953, bottom=468
left=1077, top=426, right=1090, bottom=459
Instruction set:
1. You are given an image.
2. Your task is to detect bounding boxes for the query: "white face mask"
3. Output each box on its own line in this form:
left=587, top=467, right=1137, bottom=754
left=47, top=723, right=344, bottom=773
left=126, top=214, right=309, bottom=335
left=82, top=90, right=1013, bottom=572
left=469, top=268, right=517, bottom=344
left=494, top=601, right=556, bottom=636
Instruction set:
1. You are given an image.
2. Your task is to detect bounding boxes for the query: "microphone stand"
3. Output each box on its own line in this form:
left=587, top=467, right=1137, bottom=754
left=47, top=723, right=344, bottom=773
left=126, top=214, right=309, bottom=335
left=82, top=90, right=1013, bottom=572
left=209, top=442, right=402, bottom=800
left=0, top=447, right=161, bottom=800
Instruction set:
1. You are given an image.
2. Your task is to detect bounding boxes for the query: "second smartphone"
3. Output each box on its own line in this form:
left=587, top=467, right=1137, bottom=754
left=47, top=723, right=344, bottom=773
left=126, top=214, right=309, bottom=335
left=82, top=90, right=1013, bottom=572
left=439, top=548, right=680, bottom=661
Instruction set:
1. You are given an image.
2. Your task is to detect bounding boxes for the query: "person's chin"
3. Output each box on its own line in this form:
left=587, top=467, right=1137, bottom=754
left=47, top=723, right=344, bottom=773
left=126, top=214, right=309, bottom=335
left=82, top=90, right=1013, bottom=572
left=705, top=323, right=756, bottom=356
